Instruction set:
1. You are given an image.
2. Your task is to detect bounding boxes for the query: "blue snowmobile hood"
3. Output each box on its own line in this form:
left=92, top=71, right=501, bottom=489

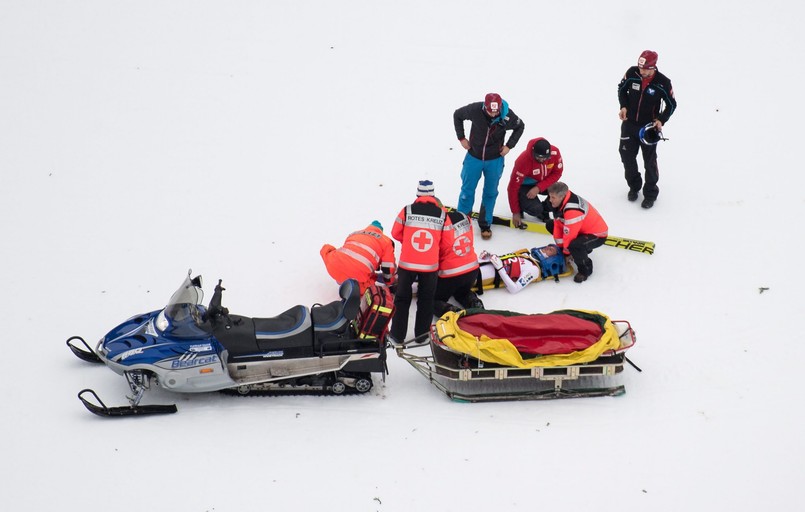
left=100, top=306, right=219, bottom=366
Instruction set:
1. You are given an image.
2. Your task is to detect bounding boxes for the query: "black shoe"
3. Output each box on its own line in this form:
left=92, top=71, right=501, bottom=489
left=457, top=291, right=484, bottom=310
left=573, top=273, right=588, bottom=283
left=627, top=189, right=639, bottom=202
left=409, top=333, right=430, bottom=346
left=466, top=298, right=484, bottom=310
left=641, top=198, right=655, bottom=209
left=480, top=228, right=492, bottom=240
left=436, top=302, right=460, bottom=316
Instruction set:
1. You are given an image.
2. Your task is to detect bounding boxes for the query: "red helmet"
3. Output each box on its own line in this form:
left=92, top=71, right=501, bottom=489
left=638, top=50, right=658, bottom=70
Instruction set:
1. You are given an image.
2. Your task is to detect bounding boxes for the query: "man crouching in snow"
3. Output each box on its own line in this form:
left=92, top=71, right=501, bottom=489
left=545, top=182, right=608, bottom=283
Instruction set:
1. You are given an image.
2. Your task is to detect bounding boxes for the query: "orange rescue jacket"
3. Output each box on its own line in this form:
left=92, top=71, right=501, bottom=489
left=439, top=210, right=479, bottom=278
left=321, top=224, right=396, bottom=291
left=552, top=191, right=609, bottom=254
left=392, top=196, right=447, bottom=272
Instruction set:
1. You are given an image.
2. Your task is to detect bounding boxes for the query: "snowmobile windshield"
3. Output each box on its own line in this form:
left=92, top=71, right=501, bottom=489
left=154, top=272, right=212, bottom=338
left=157, top=303, right=212, bottom=339
left=167, top=273, right=204, bottom=307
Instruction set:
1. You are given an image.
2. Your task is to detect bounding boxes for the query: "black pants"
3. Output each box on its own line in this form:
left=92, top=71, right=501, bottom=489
left=568, top=235, right=606, bottom=276
left=620, top=121, right=659, bottom=201
left=433, top=269, right=481, bottom=317
left=546, top=220, right=606, bottom=277
left=391, top=269, right=438, bottom=340
left=518, top=186, right=552, bottom=221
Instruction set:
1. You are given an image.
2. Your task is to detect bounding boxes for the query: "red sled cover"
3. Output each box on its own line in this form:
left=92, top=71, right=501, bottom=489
left=456, top=311, right=604, bottom=355
left=355, top=285, right=394, bottom=339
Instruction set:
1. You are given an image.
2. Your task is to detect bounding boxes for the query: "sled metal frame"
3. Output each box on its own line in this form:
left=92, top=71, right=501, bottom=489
left=396, top=320, right=636, bottom=402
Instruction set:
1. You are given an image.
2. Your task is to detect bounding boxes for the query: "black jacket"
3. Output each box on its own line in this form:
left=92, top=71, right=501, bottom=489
left=618, top=67, right=677, bottom=126
left=453, top=102, right=525, bottom=161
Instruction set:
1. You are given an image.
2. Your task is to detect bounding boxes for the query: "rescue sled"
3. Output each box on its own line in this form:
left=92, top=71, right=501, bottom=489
left=396, top=309, right=638, bottom=402
left=67, top=271, right=393, bottom=416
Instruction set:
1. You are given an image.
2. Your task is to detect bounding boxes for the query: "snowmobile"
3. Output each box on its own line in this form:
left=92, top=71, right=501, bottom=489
left=396, top=308, right=639, bottom=402
left=67, top=271, right=393, bottom=417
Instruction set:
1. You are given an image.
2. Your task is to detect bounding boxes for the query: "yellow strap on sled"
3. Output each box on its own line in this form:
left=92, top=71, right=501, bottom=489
left=434, top=310, right=621, bottom=368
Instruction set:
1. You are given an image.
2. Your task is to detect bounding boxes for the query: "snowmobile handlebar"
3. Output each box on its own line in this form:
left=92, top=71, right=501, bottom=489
left=205, top=279, right=229, bottom=321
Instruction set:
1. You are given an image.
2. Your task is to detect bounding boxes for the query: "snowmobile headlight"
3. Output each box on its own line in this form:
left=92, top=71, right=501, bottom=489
left=155, top=310, right=168, bottom=332
left=97, top=338, right=109, bottom=356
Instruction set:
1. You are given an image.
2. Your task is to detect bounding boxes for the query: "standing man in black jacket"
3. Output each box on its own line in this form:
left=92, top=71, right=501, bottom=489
left=454, top=93, right=524, bottom=239
left=618, top=50, right=677, bottom=209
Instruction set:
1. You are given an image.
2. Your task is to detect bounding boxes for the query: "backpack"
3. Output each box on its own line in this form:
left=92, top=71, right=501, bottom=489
left=354, top=284, right=394, bottom=340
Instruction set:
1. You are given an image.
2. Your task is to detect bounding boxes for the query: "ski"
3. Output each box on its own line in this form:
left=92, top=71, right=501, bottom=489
left=445, top=207, right=655, bottom=255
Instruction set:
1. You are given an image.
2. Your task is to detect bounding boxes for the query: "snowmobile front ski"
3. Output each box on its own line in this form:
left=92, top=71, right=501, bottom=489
left=445, top=206, right=655, bottom=255
left=77, top=369, right=178, bottom=417
left=66, top=336, right=102, bottom=364
left=77, top=389, right=177, bottom=417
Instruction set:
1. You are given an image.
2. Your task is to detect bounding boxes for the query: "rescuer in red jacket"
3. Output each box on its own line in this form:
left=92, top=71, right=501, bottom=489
left=389, top=180, right=449, bottom=343
left=433, top=209, right=482, bottom=317
left=545, top=182, right=609, bottom=283
left=320, top=221, right=397, bottom=293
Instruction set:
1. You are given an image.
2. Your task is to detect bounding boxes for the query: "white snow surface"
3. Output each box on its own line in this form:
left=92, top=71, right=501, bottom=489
left=2, top=1, right=803, bottom=511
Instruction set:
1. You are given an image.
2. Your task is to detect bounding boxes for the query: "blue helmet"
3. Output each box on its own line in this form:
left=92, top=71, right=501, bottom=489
left=530, top=245, right=566, bottom=279
left=639, top=123, right=664, bottom=145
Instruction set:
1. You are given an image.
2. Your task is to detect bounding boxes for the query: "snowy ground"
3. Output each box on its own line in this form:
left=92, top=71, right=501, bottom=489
left=2, top=1, right=803, bottom=511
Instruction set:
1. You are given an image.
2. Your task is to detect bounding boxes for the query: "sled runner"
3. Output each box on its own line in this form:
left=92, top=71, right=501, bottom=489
left=67, top=271, right=393, bottom=417
left=396, top=309, right=638, bottom=402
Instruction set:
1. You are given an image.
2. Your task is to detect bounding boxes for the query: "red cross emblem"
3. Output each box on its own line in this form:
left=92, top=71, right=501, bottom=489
left=411, top=229, right=433, bottom=252
left=453, top=235, right=471, bottom=256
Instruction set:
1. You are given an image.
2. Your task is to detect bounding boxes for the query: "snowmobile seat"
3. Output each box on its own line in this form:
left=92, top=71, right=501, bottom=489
left=213, top=315, right=260, bottom=356
left=311, top=279, right=361, bottom=333
left=253, top=305, right=313, bottom=350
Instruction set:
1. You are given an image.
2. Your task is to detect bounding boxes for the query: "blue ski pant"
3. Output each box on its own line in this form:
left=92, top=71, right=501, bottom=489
left=457, top=153, right=505, bottom=228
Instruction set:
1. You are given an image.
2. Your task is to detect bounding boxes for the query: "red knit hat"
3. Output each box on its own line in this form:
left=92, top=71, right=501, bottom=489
left=484, top=93, right=502, bottom=113
left=638, top=50, right=658, bottom=70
